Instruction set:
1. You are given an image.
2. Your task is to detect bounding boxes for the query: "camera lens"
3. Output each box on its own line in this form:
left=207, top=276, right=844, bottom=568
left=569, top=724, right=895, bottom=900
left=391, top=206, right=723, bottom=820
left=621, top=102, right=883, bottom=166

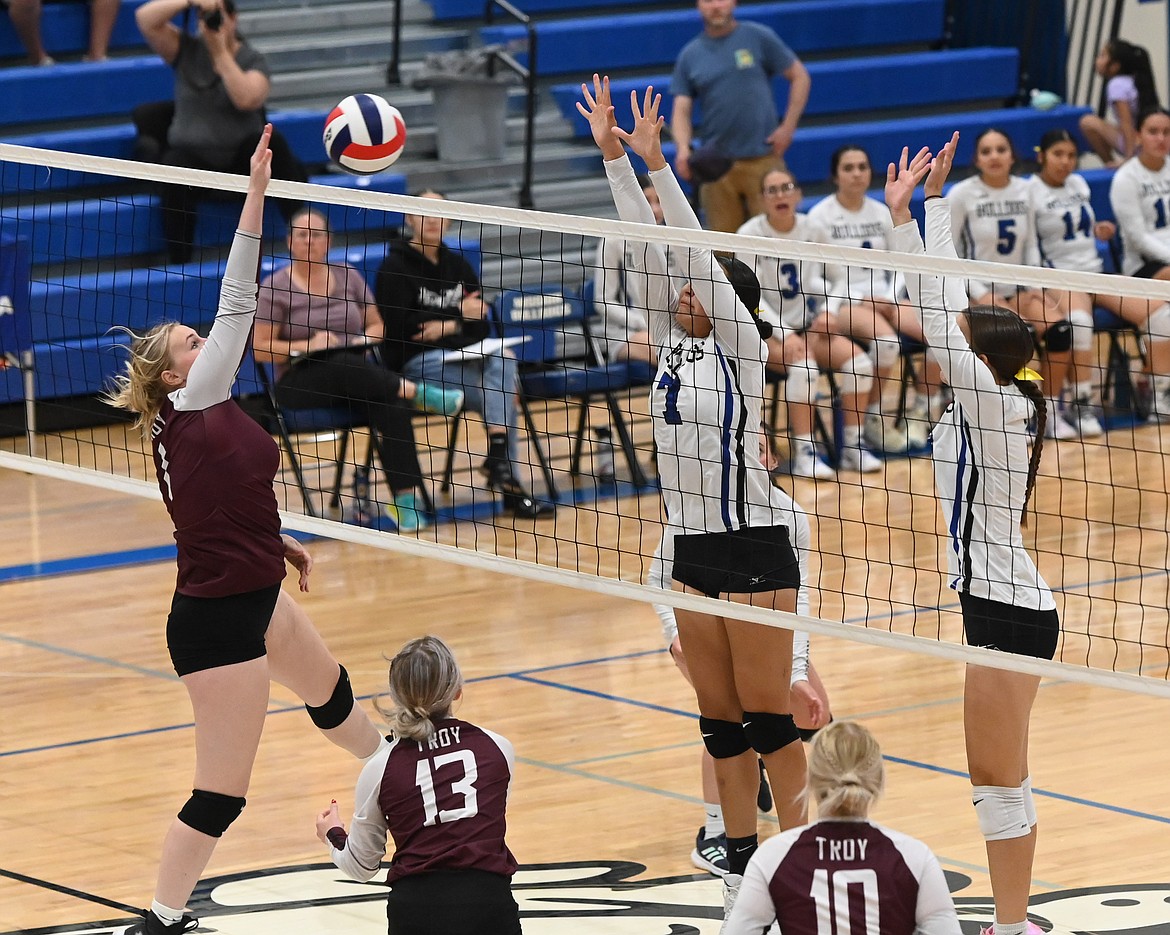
left=202, top=8, right=223, bottom=30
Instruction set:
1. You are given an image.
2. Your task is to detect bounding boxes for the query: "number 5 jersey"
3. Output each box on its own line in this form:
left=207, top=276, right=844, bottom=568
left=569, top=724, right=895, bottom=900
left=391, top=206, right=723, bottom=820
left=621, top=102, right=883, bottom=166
left=328, top=718, right=518, bottom=884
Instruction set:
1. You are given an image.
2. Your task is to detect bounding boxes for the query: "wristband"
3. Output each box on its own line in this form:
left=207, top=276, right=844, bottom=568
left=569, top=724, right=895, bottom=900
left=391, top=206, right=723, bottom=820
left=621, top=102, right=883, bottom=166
left=924, top=194, right=944, bottom=202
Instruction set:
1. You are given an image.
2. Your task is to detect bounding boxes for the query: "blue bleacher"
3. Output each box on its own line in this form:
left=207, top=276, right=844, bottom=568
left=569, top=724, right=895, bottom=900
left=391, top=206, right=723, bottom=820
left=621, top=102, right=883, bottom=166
left=480, top=0, right=946, bottom=76
left=551, top=48, right=1019, bottom=139
left=622, top=105, right=1091, bottom=195
left=1, top=57, right=173, bottom=127
left=429, top=0, right=659, bottom=21
left=0, top=0, right=147, bottom=60
left=0, top=170, right=409, bottom=266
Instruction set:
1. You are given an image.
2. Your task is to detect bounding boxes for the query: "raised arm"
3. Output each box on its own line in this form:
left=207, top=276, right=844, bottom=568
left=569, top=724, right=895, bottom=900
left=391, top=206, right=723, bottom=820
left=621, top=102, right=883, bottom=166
left=177, top=126, right=272, bottom=409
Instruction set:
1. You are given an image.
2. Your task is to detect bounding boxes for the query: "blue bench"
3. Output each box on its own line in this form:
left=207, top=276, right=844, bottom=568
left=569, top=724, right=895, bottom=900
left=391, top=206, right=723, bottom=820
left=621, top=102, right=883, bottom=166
left=552, top=48, right=1019, bottom=139
left=0, top=56, right=172, bottom=127
left=1, top=170, right=409, bottom=266
left=429, top=0, right=662, bottom=22
left=481, top=0, right=946, bottom=76
left=623, top=105, right=1091, bottom=193
left=0, top=0, right=147, bottom=60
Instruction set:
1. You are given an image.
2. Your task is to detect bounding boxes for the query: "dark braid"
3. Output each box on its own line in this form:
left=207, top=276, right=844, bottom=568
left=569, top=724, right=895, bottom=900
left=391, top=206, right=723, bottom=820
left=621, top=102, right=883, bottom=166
left=1011, top=377, right=1046, bottom=526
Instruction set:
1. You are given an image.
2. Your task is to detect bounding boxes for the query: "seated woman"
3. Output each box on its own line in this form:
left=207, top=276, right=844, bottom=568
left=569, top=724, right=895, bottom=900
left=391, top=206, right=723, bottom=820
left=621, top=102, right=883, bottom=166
left=1110, top=108, right=1170, bottom=418
left=737, top=167, right=882, bottom=475
left=254, top=207, right=464, bottom=532
left=376, top=191, right=552, bottom=519
left=807, top=145, right=941, bottom=455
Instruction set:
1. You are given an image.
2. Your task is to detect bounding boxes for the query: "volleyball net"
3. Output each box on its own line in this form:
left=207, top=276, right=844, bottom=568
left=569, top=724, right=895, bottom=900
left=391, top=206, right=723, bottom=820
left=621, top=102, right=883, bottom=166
left=3, top=142, right=1170, bottom=698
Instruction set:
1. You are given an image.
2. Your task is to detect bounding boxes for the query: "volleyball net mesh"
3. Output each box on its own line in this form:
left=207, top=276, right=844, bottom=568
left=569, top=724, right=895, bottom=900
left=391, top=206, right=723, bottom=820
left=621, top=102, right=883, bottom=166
left=3, top=143, right=1170, bottom=697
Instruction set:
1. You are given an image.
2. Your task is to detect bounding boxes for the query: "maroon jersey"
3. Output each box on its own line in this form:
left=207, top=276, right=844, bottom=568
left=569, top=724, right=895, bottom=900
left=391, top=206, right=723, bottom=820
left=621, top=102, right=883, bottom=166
left=727, top=819, right=961, bottom=935
left=376, top=718, right=517, bottom=883
left=152, top=397, right=286, bottom=597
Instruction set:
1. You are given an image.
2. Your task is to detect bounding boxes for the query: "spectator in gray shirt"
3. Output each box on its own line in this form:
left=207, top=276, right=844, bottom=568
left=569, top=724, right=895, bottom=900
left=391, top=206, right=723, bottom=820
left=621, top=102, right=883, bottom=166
left=135, top=0, right=306, bottom=263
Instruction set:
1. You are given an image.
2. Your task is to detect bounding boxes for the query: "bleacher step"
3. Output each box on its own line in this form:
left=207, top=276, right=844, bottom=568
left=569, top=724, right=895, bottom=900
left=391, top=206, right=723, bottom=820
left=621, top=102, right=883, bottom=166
left=240, top=0, right=437, bottom=36
left=252, top=26, right=468, bottom=71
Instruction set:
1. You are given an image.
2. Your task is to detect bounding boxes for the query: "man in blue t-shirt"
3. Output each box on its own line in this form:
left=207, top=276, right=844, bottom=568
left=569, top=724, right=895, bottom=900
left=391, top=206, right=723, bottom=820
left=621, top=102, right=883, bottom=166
left=670, top=0, right=810, bottom=232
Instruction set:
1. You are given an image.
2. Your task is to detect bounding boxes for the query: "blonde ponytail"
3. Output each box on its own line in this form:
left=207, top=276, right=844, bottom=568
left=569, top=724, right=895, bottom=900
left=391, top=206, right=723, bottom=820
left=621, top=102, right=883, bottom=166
left=376, top=636, right=463, bottom=743
left=807, top=721, right=884, bottom=819
left=102, top=323, right=180, bottom=438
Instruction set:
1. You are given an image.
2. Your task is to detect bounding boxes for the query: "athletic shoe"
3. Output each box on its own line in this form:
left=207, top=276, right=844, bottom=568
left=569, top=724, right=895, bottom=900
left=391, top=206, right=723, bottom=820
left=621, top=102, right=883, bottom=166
left=384, top=491, right=429, bottom=532
left=757, top=758, right=773, bottom=813
left=838, top=443, right=882, bottom=474
left=1064, top=396, right=1104, bottom=437
left=413, top=382, right=464, bottom=417
left=124, top=912, right=198, bottom=935
left=863, top=412, right=912, bottom=454
left=1149, top=384, right=1170, bottom=422
left=979, top=923, right=1046, bottom=935
left=690, top=827, right=730, bottom=876
left=788, top=441, right=834, bottom=479
left=720, top=873, right=744, bottom=932
left=349, top=466, right=376, bottom=526
left=1043, top=406, right=1078, bottom=439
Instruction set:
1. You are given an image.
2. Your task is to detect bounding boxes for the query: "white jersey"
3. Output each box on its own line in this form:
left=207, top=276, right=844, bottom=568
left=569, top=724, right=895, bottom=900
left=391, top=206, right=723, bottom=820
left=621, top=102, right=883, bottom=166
left=605, top=154, right=800, bottom=537
left=946, top=174, right=1040, bottom=299
left=592, top=236, right=684, bottom=358
left=1028, top=173, right=1105, bottom=272
left=806, top=194, right=898, bottom=310
left=735, top=213, right=831, bottom=332
left=725, top=818, right=962, bottom=935
left=893, top=200, right=1054, bottom=610
left=1110, top=155, right=1170, bottom=275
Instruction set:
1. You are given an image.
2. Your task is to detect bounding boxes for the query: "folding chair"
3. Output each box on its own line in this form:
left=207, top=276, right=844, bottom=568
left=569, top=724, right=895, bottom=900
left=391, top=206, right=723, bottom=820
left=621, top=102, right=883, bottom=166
left=495, top=287, right=651, bottom=496
left=0, top=235, right=35, bottom=456
left=1095, top=238, right=1149, bottom=422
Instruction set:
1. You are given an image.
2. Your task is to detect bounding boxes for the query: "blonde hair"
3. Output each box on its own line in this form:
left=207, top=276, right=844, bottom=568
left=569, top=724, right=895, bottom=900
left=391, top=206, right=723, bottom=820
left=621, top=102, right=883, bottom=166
left=807, top=721, right=885, bottom=818
left=102, top=323, right=180, bottom=438
left=376, top=635, right=463, bottom=743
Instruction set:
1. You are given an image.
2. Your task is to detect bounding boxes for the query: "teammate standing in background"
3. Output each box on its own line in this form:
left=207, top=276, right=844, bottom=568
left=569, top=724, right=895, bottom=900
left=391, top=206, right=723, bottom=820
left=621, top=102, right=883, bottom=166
left=724, top=720, right=962, bottom=935
left=888, top=133, right=1058, bottom=935
left=945, top=128, right=1079, bottom=439
left=105, top=126, right=384, bottom=935
left=316, top=636, right=522, bottom=935
left=670, top=0, right=810, bottom=232
left=580, top=76, right=812, bottom=925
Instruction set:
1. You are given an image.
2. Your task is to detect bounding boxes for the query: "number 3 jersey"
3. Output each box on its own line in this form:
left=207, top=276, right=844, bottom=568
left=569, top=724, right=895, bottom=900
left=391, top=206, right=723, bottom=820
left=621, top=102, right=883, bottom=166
left=726, top=819, right=961, bottom=935
left=329, top=718, right=518, bottom=884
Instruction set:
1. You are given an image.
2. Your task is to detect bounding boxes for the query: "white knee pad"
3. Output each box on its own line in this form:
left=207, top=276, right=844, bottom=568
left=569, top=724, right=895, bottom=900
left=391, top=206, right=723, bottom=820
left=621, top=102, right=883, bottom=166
left=784, top=358, right=817, bottom=408
left=1069, top=309, right=1094, bottom=352
left=834, top=351, right=874, bottom=399
left=972, top=785, right=1031, bottom=841
left=1021, top=776, right=1037, bottom=828
left=1147, top=302, right=1170, bottom=343
left=870, top=332, right=902, bottom=373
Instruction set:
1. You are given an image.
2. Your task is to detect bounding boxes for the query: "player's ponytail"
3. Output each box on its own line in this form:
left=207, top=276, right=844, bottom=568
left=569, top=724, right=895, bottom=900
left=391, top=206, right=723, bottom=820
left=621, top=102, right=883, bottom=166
left=102, top=322, right=181, bottom=439
left=379, top=635, right=463, bottom=743
left=1012, top=376, right=1047, bottom=526
left=807, top=721, right=884, bottom=819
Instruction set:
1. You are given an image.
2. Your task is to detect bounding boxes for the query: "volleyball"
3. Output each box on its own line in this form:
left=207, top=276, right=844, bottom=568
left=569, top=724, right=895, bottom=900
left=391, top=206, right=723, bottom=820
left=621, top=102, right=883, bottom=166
left=323, top=93, right=407, bottom=175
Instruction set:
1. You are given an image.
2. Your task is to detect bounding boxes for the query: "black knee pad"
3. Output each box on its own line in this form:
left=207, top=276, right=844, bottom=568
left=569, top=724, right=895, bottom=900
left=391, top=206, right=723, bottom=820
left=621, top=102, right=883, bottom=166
left=742, top=711, right=801, bottom=755
left=1042, top=319, right=1073, bottom=354
left=699, top=716, right=751, bottom=759
left=177, top=789, right=246, bottom=838
left=306, top=664, right=355, bottom=730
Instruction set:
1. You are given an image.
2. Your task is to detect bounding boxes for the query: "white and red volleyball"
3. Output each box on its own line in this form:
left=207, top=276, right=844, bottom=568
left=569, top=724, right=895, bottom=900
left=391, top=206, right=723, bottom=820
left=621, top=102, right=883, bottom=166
left=323, top=93, right=407, bottom=175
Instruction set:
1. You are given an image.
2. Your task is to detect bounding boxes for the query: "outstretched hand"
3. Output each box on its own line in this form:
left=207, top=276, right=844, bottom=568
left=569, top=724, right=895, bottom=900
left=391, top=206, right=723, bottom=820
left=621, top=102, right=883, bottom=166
left=282, top=533, right=313, bottom=591
left=884, top=145, right=932, bottom=224
left=250, top=123, right=274, bottom=192
left=924, top=130, right=959, bottom=198
left=612, top=87, right=667, bottom=171
left=576, top=73, right=624, bottom=160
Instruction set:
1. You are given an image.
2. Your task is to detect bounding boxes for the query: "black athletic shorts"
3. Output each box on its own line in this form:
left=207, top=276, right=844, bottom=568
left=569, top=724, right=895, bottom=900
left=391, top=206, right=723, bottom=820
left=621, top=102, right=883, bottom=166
left=166, top=583, right=281, bottom=677
left=673, top=524, right=801, bottom=599
left=1133, top=259, right=1169, bottom=280
left=959, top=591, right=1059, bottom=660
left=387, top=870, right=521, bottom=935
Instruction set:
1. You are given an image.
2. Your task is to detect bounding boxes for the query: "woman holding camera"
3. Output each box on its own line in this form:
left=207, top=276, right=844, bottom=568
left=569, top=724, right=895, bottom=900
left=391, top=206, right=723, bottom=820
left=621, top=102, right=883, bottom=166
left=135, top=0, right=307, bottom=264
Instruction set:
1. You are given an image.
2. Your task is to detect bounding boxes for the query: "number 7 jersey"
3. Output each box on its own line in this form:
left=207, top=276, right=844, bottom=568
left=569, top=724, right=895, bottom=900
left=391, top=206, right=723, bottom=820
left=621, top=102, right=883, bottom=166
left=330, top=718, right=517, bottom=883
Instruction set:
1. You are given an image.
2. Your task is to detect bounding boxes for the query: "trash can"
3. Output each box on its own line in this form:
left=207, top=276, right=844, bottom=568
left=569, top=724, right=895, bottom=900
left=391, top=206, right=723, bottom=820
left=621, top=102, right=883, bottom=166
left=414, top=48, right=517, bottom=163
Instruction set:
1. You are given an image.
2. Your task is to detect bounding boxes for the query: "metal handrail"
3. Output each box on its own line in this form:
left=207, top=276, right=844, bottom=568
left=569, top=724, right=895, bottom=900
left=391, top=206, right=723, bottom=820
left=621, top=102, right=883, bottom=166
left=485, top=0, right=537, bottom=208
left=1066, top=0, right=1124, bottom=112
left=386, top=0, right=404, bottom=85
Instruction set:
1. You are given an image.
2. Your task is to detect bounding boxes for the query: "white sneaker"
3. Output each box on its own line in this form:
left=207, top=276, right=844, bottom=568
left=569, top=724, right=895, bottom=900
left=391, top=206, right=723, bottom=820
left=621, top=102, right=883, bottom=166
left=1065, top=397, right=1104, bottom=437
left=720, top=873, right=744, bottom=932
left=838, top=443, right=882, bottom=473
left=1149, top=385, right=1170, bottom=423
left=1043, top=406, right=1078, bottom=439
left=863, top=412, right=912, bottom=454
left=789, top=442, right=834, bottom=479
